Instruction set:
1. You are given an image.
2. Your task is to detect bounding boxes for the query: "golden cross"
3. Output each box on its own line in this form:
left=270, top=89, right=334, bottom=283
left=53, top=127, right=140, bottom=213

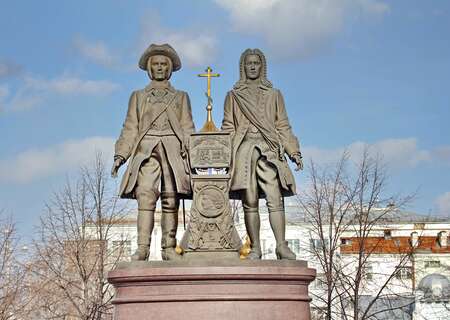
left=197, top=66, right=220, bottom=133
left=198, top=66, right=220, bottom=100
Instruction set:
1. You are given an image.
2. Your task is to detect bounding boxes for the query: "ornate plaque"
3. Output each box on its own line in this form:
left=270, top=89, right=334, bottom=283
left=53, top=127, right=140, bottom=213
left=190, top=132, right=231, bottom=168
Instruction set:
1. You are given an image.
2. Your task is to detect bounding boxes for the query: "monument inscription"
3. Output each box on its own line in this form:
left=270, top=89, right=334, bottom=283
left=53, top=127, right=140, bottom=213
left=190, top=133, right=231, bottom=168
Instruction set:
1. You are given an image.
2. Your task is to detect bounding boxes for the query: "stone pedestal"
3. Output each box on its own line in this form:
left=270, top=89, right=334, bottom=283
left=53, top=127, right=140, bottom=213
left=108, top=260, right=316, bottom=320
left=180, top=132, right=241, bottom=259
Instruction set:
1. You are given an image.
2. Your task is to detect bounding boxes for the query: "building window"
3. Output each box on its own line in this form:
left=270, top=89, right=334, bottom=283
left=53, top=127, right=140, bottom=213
left=384, top=230, right=392, bottom=240
left=313, top=273, right=327, bottom=289
left=287, top=239, right=300, bottom=255
left=364, top=264, right=373, bottom=281
left=112, top=240, right=131, bottom=257
left=424, top=260, right=441, bottom=269
left=341, top=238, right=352, bottom=246
left=410, top=232, right=419, bottom=247
left=310, top=239, right=329, bottom=251
left=395, top=267, right=412, bottom=280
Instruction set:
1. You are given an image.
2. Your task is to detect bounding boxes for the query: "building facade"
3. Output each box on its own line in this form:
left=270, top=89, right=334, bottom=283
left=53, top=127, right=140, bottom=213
left=97, top=205, right=449, bottom=319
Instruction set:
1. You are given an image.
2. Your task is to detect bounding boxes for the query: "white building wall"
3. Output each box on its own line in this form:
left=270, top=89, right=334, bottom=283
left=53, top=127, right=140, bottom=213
left=415, top=253, right=450, bottom=285
left=100, top=207, right=450, bottom=319
left=339, top=253, right=414, bottom=296
left=414, top=301, right=450, bottom=320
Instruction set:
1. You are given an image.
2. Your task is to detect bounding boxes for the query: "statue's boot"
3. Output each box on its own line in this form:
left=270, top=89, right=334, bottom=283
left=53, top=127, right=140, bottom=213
left=244, top=208, right=262, bottom=260
left=160, top=193, right=182, bottom=261
left=276, top=241, right=296, bottom=260
left=270, top=209, right=296, bottom=260
left=161, top=211, right=182, bottom=261
left=131, top=209, right=154, bottom=261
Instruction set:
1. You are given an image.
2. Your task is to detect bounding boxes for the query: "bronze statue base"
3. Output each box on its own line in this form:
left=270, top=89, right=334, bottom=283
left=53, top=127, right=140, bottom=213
left=108, top=260, right=316, bottom=320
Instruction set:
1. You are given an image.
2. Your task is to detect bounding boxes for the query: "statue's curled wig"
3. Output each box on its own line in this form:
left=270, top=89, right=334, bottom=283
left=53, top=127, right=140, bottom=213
left=234, top=48, right=272, bottom=89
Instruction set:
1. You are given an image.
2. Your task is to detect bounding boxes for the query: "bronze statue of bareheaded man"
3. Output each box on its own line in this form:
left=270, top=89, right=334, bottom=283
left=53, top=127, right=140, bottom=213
left=111, top=43, right=195, bottom=261
left=221, top=48, right=303, bottom=260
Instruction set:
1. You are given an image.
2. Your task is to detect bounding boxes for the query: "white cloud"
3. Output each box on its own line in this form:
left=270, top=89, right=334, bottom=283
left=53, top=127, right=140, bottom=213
left=215, top=0, right=389, bottom=60
left=138, top=12, right=218, bottom=68
left=433, top=146, right=450, bottom=164
left=0, top=60, right=22, bottom=78
left=303, top=138, right=431, bottom=169
left=0, top=137, right=115, bottom=184
left=23, top=75, right=120, bottom=95
left=5, top=74, right=120, bottom=111
left=70, top=11, right=218, bottom=70
left=435, top=192, right=450, bottom=216
left=370, top=138, right=431, bottom=167
left=73, top=36, right=118, bottom=67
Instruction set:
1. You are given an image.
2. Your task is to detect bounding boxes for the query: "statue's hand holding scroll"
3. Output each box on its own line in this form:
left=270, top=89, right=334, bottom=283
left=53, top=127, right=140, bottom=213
left=290, top=153, right=304, bottom=171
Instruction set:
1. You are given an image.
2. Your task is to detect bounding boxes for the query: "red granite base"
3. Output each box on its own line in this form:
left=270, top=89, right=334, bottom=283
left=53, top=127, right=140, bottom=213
left=108, top=260, right=316, bottom=320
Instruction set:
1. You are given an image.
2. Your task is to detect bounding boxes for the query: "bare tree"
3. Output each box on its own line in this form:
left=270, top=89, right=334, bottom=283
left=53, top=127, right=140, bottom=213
left=298, top=149, right=415, bottom=320
left=31, top=153, right=129, bottom=320
left=338, top=150, right=415, bottom=320
left=298, top=153, right=354, bottom=319
left=0, top=211, right=34, bottom=319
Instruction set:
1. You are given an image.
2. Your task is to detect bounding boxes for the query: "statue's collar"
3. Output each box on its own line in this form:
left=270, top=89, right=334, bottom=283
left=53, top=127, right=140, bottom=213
left=145, top=80, right=175, bottom=93
left=234, top=81, right=270, bottom=92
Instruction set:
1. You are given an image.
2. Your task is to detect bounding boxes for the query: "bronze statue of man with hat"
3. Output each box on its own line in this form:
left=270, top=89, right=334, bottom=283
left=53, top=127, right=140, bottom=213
left=221, top=48, right=303, bottom=260
left=111, top=43, right=195, bottom=261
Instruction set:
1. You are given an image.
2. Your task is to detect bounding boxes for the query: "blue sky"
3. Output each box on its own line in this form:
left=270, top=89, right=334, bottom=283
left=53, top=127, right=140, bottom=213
left=1, top=0, right=449, bottom=235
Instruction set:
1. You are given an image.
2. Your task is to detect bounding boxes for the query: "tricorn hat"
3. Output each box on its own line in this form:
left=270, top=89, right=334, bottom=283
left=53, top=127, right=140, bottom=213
left=139, top=43, right=181, bottom=71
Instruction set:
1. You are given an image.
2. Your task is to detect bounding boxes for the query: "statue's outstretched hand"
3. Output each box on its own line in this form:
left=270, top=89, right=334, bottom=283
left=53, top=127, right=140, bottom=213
left=111, top=157, right=124, bottom=178
left=291, top=154, right=304, bottom=171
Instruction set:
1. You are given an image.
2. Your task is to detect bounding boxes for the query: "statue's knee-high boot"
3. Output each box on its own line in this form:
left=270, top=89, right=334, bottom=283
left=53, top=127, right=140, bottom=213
left=131, top=209, right=155, bottom=261
left=132, top=190, right=157, bottom=261
left=161, top=193, right=182, bottom=261
left=244, top=208, right=262, bottom=259
left=269, top=209, right=296, bottom=260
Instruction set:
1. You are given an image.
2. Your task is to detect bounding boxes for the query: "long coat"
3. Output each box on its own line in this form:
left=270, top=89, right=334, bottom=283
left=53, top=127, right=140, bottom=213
left=221, top=85, right=300, bottom=197
left=114, top=83, right=195, bottom=199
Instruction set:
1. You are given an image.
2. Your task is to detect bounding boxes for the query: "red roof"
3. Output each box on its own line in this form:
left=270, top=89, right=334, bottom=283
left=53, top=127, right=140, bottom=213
left=340, top=236, right=450, bottom=254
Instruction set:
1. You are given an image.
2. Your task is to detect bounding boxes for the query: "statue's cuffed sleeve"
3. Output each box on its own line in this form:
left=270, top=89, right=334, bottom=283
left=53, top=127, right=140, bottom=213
left=274, top=90, right=301, bottom=157
left=115, top=91, right=139, bottom=160
left=221, top=92, right=235, bottom=134
left=179, top=91, right=195, bottom=136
